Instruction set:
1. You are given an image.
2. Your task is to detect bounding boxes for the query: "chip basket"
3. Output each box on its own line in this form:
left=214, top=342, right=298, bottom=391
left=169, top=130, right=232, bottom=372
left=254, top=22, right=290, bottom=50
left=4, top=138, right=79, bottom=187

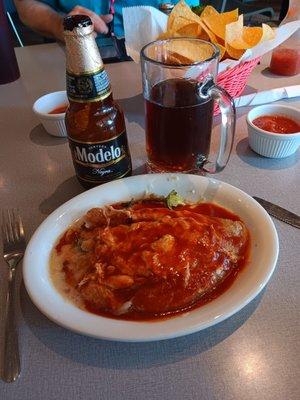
left=214, top=57, right=261, bottom=114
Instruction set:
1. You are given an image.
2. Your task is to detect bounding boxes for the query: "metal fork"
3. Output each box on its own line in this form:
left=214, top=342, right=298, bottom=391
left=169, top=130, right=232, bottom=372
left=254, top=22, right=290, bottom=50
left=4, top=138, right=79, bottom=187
left=1, top=210, right=26, bottom=383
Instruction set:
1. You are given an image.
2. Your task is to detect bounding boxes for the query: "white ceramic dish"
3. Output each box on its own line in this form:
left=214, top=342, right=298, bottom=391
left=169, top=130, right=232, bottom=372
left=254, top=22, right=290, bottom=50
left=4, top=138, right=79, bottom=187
left=247, top=104, right=300, bottom=158
left=23, top=174, right=279, bottom=342
left=33, top=91, right=68, bottom=137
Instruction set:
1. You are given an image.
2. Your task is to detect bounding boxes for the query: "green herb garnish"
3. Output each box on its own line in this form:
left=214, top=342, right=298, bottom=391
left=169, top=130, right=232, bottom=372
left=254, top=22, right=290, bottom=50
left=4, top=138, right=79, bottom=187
left=166, top=190, right=185, bottom=209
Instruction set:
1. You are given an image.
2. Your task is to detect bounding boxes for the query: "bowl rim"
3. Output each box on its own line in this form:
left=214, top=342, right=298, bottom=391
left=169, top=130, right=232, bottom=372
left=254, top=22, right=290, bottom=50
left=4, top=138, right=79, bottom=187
left=246, top=104, right=300, bottom=139
left=32, top=90, right=68, bottom=119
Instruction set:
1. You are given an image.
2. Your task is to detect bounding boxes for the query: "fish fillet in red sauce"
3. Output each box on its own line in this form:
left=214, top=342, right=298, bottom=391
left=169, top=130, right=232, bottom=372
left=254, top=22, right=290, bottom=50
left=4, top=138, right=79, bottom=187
left=53, top=199, right=250, bottom=320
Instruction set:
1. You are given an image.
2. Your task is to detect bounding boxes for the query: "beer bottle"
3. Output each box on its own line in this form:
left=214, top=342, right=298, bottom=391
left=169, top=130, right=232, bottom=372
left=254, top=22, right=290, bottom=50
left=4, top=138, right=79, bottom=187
left=63, top=15, right=132, bottom=189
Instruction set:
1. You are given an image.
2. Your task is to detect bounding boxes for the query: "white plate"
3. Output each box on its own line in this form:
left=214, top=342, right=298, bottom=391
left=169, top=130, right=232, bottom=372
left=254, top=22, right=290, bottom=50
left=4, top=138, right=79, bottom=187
left=23, top=174, right=279, bottom=342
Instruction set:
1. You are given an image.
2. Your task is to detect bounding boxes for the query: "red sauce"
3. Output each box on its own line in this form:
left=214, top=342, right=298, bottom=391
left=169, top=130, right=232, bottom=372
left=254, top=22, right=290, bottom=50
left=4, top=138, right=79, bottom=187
left=180, top=203, right=241, bottom=220
left=48, top=104, right=68, bottom=114
left=252, top=115, right=300, bottom=134
left=85, top=266, right=245, bottom=321
left=120, top=200, right=240, bottom=220
left=56, top=199, right=250, bottom=321
left=56, top=229, right=79, bottom=253
left=270, top=47, right=300, bottom=76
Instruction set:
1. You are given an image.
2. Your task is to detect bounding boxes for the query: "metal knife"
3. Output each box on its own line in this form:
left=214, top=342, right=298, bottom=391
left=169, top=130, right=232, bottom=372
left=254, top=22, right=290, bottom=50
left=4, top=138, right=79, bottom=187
left=253, top=197, right=300, bottom=229
left=234, top=85, right=300, bottom=108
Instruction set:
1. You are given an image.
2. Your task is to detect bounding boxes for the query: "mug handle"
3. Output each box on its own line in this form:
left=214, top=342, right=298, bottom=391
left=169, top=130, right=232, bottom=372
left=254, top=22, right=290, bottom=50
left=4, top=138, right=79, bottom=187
left=198, top=76, right=236, bottom=174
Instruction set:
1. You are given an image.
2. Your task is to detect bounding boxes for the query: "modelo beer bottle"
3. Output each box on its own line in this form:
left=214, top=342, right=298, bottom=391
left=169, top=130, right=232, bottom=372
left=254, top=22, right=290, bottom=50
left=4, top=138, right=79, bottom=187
left=63, top=15, right=132, bottom=188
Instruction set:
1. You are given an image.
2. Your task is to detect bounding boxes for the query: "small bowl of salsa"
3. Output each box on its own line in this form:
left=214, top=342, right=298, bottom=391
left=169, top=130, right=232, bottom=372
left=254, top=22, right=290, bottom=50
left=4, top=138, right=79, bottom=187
left=270, top=47, right=300, bottom=76
left=247, top=105, right=300, bottom=158
left=33, top=91, right=69, bottom=137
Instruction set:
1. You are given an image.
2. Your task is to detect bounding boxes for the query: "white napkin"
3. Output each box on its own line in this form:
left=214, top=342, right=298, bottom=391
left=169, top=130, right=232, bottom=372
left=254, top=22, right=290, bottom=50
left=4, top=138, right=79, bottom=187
left=123, top=6, right=300, bottom=71
left=123, top=6, right=168, bottom=63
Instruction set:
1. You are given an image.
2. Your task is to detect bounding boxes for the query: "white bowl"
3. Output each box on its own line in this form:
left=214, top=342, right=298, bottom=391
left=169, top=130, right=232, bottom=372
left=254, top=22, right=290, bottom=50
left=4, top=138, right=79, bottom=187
left=246, top=105, right=300, bottom=158
left=33, top=91, right=68, bottom=137
left=23, top=174, right=279, bottom=342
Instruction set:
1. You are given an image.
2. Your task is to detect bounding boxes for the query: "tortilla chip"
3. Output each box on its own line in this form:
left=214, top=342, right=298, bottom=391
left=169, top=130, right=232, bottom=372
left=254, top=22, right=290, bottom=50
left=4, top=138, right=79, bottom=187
left=157, top=31, right=173, bottom=40
left=261, top=23, right=276, bottom=41
left=225, top=43, right=245, bottom=60
left=199, top=20, right=217, bottom=42
left=158, top=1, right=274, bottom=61
left=168, top=0, right=202, bottom=31
left=226, top=17, right=275, bottom=50
left=167, top=40, right=215, bottom=63
left=243, top=26, right=263, bottom=47
left=202, top=8, right=238, bottom=40
left=167, top=51, right=194, bottom=65
left=200, top=5, right=219, bottom=19
left=177, top=23, right=201, bottom=37
left=225, top=15, right=248, bottom=49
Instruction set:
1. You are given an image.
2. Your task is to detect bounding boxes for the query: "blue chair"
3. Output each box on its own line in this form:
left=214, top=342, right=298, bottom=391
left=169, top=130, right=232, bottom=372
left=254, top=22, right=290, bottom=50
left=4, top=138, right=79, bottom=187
left=4, top=0, right=16, bottom=13
left=3, top=0, right=24, bottom=46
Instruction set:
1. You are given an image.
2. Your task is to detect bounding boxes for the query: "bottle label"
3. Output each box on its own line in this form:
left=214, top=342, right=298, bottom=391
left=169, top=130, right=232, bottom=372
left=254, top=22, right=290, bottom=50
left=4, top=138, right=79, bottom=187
left=68, top=131, right=132, bottom=184
left=66, top=68, right=111, bottom=102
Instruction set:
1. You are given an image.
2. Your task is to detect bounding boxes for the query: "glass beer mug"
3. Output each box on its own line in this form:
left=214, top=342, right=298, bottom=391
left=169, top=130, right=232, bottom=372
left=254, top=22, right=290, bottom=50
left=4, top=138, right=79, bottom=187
left=141, top=38, right=236, bottom=173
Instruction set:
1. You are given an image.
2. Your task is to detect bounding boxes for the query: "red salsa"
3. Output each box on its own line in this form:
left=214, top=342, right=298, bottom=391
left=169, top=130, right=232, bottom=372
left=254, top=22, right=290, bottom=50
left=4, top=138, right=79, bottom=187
left=48, top=104, right=68, bottom=114
left=270, top=47, right=300, bottom=76
left=252, top=115, right=300, bottom=134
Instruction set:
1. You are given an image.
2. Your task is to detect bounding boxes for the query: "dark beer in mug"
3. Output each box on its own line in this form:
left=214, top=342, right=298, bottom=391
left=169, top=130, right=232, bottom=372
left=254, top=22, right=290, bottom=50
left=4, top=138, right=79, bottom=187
left=141, top=38, right=236, bottom=174
left=145, top=78, right=214, bottom=172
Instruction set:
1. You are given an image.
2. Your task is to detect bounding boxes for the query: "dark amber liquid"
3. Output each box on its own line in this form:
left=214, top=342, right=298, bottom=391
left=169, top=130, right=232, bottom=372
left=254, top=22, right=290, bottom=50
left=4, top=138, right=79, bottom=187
left=145, top=78, right=214, bottom=172
left=65, top=94, right=132, bottom=189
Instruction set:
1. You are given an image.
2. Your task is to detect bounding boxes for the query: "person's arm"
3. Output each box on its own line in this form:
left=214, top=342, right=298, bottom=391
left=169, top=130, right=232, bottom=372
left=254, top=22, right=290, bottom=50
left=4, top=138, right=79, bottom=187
left=14, top=0, right=64, bottom=40
left=14, top=0, right=113, bottom=42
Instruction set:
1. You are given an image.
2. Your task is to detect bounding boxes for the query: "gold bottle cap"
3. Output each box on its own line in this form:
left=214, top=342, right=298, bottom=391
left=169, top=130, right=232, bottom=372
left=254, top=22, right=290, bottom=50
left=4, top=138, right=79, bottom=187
left=63, top=15, right=93, bottom=33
